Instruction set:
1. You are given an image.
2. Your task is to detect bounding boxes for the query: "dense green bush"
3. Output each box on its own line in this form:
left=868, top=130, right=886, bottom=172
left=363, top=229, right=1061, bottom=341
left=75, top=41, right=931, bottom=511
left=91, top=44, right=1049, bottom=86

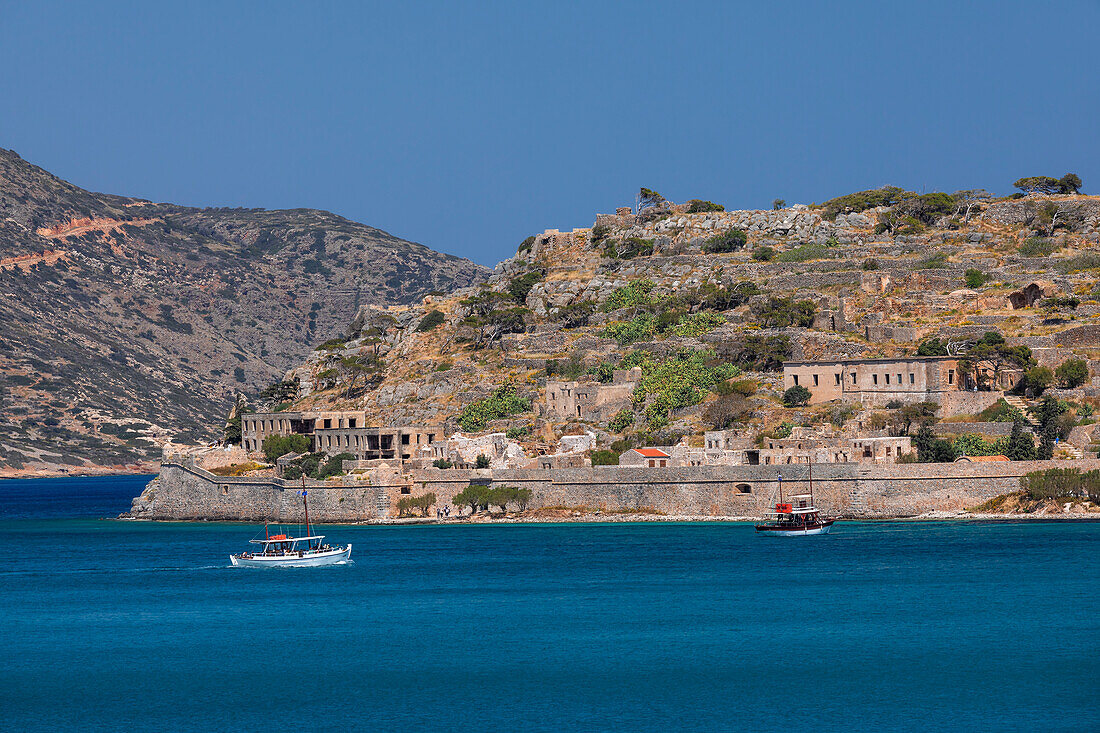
left=821, top=186, right=908, bottom=220
left=914, top=425, right=957, bottom=463
left=777, top=244, right=834, bottom=262
left=1020, top=468, right=1100, bottom=502
left=475, top=454, right=491, bottom=469
left=608, top=237, right=655, bottom=259
left=782, top=385, right=812, bottom=407
left=508, top=270, right=545, bottom=303
left=703, top=229, right=748, bottom=254
left=601, top=279, right=658, bottom=312
left=506, top=425, right=532, bottom=440
left=952, top=433, right=1008, bottom=457
left=517, top=235, right=535, bottom=254
left=753, top=297, right=816, bottom=328
left=1022, top=366, right=1054, bottom=396
left=432, top=459, right=453, bottom=469
left=672, top=312, right=727, bottom=338
left=978, top=399, right=1024, bottom=423
left=916, top=337, right=949, bottom=356
left=1013, top=174, right=1082, bottom=195
left=1058, top=252, right=1100, bottom=273
left=590, top=449, right=621, bottom=466
left=458, top=386, right=532, bottom=432
left=964, top=269, right=989, bottom=288
left=416, top=310, right=446, bottom=332
left=730, top=334, right=791, bottom=371
left=608, top=409, right=634, bottom=433
left=631, top=350, right=739, bottom=428
left=556, top=300, right=597, bottom=328
left=686, top=199, right=724, bottom=213
left=1018, top=237, right=1059, bottom=257
left=1056, top=358, right=1089, bottom=388
left=396, top=492, right=437, bottom=517
left=262, top=434, right=312, bottom=462
left=601, top=315, right=657, bottom=345
left=752, top=245, right=775, bottom=261
left=772, top=198, right=786, bottom=210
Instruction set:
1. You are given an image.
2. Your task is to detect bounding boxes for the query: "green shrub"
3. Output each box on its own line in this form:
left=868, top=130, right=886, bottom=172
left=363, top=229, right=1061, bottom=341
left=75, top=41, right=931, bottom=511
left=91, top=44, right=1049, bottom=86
left=964, top=269, right=988, bottom=288
left=506, top=425, right=532, bottom=440
left=1022, top=366, right=1054, bottom=396
left=772, top=198, right=786, bottom=210
left=316, top=452, right=354, bottom=479
left=821, top=186, right=908, bottom=220
left=613, top=237, right=655, bottom=258
left=672, top=312, right=727, bottom=338
left=475, top=454, right=491, bottom=469
left=782, top=385, right=812, bottom=407
left=316, top=338, right=346, bottom=350
left=262, top=434, right=311, bottom=462
left=1019, top=237, right=1059, bottom=257
left=517, top=235, right=535, bottom=254
left=432, top=459, right=453, bottom=469
left=752, top=245, right=775, bottom=261
left=601, top=279, right=657, bottom=312
left=1020, top=468, right=1100, bottom=502
left=914, top=425, right=957, bottom=463
left=508, top=270, right=545, bottom=303
left=862, top=258, right=879, bottom=270
left=601, top=315, right=657, bottom=346
left=608, top=409, right=634, bottom=433
left=703, top=229, right=748, bottom=254
left=632, top=350, right=739, bottom=428
left=731, top=334, right=791, bottom=371
left=920, top=251, right=949, bottom=269
left=686, top=199, right=725, bottom=213
left=458, top=386, right=532, bottom=432
left=590, top=449, right=620, bottom=466
left=714, top=378, right=757, bottom=397
left=978, top=399, right=1023, bottom=423
left=434, top=360, right=453, bottom=372
left=777, top=244, right=834, bottom=262
left=1058, top=252, right=1100, bottom=273
left=1055, top=359, right=1089, bottom=388
left=952, top=434, right=1008, bottom=457
left=754, top=297, right=816, bottom=328
left=916, top=337, right=949, bottom=356
left=396, top=492, right=437, bottom=517
left=416, top=310, right=446, bottom=332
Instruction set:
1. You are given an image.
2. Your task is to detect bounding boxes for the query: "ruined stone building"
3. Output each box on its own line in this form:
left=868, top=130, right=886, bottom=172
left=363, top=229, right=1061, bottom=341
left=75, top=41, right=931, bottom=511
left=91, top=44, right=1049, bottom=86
left=242, top=410, right=439, bottom=462
left=545, top=367, right=641, bottom=422
left=704, top=429, right=911, bottom=466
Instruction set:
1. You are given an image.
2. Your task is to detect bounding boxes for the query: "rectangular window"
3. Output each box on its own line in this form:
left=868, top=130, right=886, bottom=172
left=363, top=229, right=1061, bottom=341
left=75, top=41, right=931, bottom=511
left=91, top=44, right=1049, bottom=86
left=909, top=373, right=915, bottom=384
left=948, top=370, right=955, bottom=385
left=885, top=374, right=890, bottom=385
left=813, top=374, right=819, bottom=386
left=835, top=373, right=841, bottom=385
left=897, top=373, right=902, bottom=385
left=873, top=374, right=879, bottom=385
left=793, top=375, right=799, bottom=385
left=851, top=373, right=858, bottom=384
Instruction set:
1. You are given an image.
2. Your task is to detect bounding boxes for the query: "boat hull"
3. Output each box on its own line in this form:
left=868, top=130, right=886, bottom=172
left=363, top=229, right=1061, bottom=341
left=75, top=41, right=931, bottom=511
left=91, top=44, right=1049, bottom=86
left=755, top=521, right=834, bottom=536
left=230, top=545, right=352, bottom=567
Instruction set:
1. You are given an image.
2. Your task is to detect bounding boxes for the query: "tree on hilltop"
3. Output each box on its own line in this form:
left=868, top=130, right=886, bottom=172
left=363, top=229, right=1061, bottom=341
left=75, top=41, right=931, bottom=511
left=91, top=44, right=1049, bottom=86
left=637, top=188, right=666, bottom=212
left=1013, top=173, right=1082, bottom=196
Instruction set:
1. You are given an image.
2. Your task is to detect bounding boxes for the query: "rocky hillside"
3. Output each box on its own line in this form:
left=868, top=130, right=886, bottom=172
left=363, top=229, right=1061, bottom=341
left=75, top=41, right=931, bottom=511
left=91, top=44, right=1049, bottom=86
left=0, top=149, right=489, bottom=476
left=274, top=187, right=1099, bottom=457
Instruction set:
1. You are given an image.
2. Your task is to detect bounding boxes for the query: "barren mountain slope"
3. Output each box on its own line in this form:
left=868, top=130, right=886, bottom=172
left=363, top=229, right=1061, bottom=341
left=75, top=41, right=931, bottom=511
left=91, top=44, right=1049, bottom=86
left=0, top=149, right=489, bottom=476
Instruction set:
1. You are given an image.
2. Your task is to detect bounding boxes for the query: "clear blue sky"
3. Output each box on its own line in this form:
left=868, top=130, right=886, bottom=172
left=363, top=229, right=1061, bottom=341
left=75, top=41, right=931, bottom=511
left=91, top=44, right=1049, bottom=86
left=2, top=1, right=1097, bottom=266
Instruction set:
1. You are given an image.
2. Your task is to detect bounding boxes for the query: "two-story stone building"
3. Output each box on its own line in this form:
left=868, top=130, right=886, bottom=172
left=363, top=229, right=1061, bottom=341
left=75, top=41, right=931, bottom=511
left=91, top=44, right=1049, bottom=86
left=241, top=410, right=439, bottom=462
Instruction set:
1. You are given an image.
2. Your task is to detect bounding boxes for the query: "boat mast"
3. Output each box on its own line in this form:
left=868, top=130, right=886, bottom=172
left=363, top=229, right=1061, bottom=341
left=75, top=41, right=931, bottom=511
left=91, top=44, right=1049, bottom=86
left=300, top=477, right=312, bottom=547
left=808, top=456, right=814, bottom=505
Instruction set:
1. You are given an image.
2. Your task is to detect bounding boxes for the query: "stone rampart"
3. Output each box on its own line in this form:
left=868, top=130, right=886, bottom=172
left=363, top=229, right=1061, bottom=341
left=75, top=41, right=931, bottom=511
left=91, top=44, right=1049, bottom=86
left=130, top=458, right=1100, bottom=522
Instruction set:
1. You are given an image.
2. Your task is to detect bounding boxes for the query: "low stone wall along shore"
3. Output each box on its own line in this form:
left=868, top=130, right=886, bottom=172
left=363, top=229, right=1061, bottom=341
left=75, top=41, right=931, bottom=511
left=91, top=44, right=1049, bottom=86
left=127, top=458, right=1100, bottom=521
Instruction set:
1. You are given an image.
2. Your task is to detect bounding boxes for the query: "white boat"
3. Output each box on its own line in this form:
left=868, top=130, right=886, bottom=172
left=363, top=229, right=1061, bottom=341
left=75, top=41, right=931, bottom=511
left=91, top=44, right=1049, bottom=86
left=230, top=489, right=351, bottom=567
left=755, top=463, right=835, bottom=536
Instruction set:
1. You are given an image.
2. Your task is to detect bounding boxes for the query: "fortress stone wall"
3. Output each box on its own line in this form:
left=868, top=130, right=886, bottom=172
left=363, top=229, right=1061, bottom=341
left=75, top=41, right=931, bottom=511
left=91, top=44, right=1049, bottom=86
left=128, top=458, right=1100, bottom=522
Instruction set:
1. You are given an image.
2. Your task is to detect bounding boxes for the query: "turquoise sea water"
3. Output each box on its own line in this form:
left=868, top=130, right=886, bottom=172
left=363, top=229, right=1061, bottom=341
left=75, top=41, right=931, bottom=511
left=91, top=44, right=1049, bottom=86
left=1, top=476, right=1097, bottom=732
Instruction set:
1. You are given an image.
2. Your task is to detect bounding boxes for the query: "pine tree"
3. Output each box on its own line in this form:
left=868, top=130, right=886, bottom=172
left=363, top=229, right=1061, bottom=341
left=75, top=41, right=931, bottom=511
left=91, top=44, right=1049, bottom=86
left=1005, top=419, right=1037, bottom=461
